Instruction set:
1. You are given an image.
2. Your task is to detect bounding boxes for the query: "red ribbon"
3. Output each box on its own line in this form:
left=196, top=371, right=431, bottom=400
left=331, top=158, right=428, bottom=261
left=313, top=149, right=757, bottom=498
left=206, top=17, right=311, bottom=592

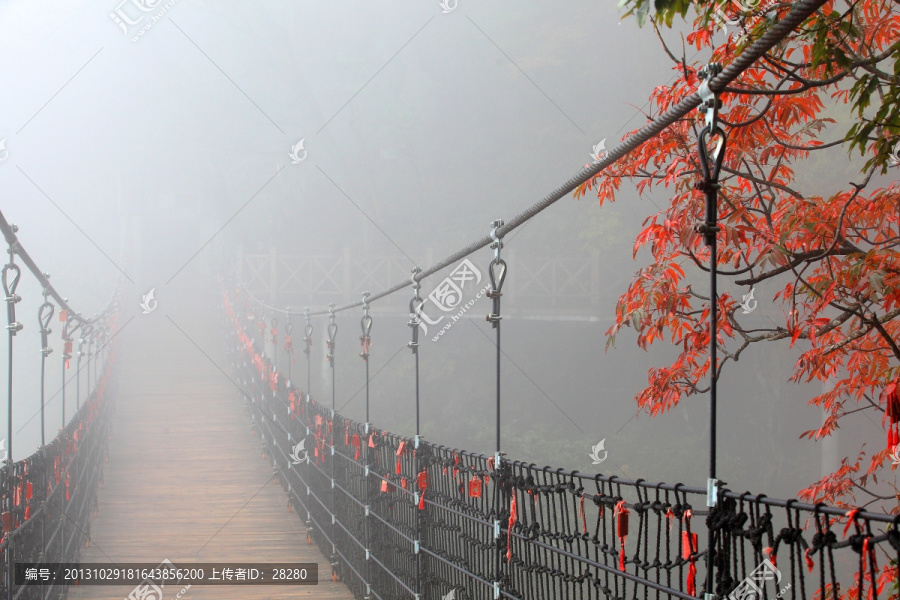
left=614, top=500, right=629, bottom=571
left=417, top=470, right=428, bottom=510
left=682, top=510, right=697, bottom=596
left=352, top=435, right=361, bottom=461
left=882, top=380, right=900, bottom=450
left=507, top=491, right=518, bottom=561
left=579, top=495, right=587, bottom=534
left=862, top=536, right=879, bottom=600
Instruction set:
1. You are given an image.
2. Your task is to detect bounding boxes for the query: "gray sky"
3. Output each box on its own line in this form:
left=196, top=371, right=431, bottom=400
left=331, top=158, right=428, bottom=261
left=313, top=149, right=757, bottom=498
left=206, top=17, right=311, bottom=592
left=0, top=0, right=873, bottom=501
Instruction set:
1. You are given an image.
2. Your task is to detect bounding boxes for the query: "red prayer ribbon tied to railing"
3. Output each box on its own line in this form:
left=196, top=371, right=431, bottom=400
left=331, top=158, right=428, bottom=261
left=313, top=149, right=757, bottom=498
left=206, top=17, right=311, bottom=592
left=468, top=477, right=482, bottom=498
left=396, top=440, right=407, bottom=474
left=681, top=509, right=698, bottom=596
left=579, top=494, right=587, bottom=534
left=507, top=491, right=518, bottom=561
left=351, top=434, right=361, bottom=461
left=881, top=379, right=900, bottom=451
left=416, top=470, right=427, bottom=510
left=614, top=500, right=629, bottom=571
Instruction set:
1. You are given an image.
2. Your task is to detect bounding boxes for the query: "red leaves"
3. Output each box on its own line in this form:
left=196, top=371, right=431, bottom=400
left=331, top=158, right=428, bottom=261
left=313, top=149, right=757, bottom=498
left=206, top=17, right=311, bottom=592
left=587, top=0, right=900, bottom=515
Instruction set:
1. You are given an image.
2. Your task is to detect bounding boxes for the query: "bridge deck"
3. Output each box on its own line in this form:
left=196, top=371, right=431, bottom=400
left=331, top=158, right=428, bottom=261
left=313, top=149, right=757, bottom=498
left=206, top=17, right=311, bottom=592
left=68, top=304, right=352, bottom=600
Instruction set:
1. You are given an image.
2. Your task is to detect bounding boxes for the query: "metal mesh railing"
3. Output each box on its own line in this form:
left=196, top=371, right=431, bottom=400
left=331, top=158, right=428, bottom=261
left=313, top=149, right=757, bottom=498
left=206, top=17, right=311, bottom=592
left=0, top=359, right=116, bottom=600
left=225, top=288, right=899, bottom=600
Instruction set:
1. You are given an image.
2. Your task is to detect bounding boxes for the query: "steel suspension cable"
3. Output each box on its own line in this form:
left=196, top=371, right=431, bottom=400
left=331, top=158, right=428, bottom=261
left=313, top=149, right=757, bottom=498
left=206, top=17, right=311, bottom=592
left=238, top=0, right=829, bottom=320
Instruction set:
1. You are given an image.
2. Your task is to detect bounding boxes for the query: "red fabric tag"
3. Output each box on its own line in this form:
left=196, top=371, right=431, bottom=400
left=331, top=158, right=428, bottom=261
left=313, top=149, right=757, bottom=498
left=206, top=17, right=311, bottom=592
left=506, top=492, right=518, bottom=561
left=682, top=531, right=697, bottom=560
left=468, top=478, right=482, bottom=498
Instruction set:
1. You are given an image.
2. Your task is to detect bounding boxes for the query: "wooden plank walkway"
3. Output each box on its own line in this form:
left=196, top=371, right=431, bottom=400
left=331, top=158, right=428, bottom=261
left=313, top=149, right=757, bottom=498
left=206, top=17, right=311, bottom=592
left=68, top=303, right=354, bottom=600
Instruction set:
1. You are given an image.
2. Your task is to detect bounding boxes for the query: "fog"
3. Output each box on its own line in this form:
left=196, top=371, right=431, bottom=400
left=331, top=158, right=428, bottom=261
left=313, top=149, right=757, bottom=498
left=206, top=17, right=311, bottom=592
left=0, top=0, right=873, bottom=519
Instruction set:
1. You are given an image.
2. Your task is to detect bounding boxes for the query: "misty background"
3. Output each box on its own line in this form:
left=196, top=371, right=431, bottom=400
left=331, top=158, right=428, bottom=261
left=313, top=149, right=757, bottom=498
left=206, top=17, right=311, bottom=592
left=0, top=0, right=879, bottom=503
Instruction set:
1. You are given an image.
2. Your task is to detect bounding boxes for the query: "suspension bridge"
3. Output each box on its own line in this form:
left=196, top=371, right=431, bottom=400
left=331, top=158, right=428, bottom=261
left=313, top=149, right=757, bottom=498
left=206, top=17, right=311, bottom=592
left=0, top=1, right=897, bottom=599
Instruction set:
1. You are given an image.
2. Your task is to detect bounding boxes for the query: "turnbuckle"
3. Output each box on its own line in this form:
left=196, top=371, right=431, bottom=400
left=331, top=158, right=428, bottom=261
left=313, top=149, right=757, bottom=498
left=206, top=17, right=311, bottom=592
left=408, top=268, right=423, bottom=352
left=360, top=291, right=372, bottom=360
left=486, top=219, right=507, bottom=326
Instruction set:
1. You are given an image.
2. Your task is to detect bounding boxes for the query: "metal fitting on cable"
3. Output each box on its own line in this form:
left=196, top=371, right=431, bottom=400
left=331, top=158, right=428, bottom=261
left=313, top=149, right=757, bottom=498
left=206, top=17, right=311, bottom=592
left=694, top=62, right=728, bottom=247
left=326, top=304, right=337, bottom=363
left=38, top=292, right=55, bottom=357
left=407, top=267, right=423, bottom=353
left=486, top=219, right=507, bottom=327
left=3, top=238, right=23, bottom=334
left=3, top=266, right=22, bottom=335
left=303, top=307, right=312, bottom=358
left=360, top=291, right=372, bottom=360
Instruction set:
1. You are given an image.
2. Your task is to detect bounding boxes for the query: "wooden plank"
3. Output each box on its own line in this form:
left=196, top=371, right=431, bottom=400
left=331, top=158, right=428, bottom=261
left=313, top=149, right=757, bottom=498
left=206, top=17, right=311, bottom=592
left=66, top=313, right=356, bottom=600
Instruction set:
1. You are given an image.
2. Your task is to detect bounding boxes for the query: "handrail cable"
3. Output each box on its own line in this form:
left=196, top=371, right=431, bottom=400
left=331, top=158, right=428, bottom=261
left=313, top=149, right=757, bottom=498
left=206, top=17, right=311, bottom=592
left=238, top=0, right=828, bottom=318
left=0, top=210, right=114, bottom=325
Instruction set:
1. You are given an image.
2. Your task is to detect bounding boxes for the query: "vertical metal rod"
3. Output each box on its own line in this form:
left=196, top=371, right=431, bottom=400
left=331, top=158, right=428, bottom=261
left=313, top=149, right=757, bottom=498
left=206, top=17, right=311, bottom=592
left=39, top=357, right=45, bottom=447
left=487, top=218, right=507, bottom=600
left=75, top=346, right=81, bottom=412
left=408, top=271, right=422, bottom=599
left=363, top=354, right=370, bottom=598
left=326, top=306, right=337, bottom=577
left=414, top=345, right=421, bottom=597
left=60, top=357, right=65, bottom=437
left=6, top=328, right=13, bottom=600
left=707, top=231, right=717, bottom=600
left=360, top=290, right=373, bottom=594
left=304, top=308, right=312, bottom=535
left=695, top=69, right=725, bottom=597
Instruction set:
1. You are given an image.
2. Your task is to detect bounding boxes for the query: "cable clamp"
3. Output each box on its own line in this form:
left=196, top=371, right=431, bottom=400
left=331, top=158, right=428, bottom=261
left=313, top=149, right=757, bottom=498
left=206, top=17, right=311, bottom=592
left=707, top=478, right=718, bottom=507
left=697, top=63, right=723, bottom=131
